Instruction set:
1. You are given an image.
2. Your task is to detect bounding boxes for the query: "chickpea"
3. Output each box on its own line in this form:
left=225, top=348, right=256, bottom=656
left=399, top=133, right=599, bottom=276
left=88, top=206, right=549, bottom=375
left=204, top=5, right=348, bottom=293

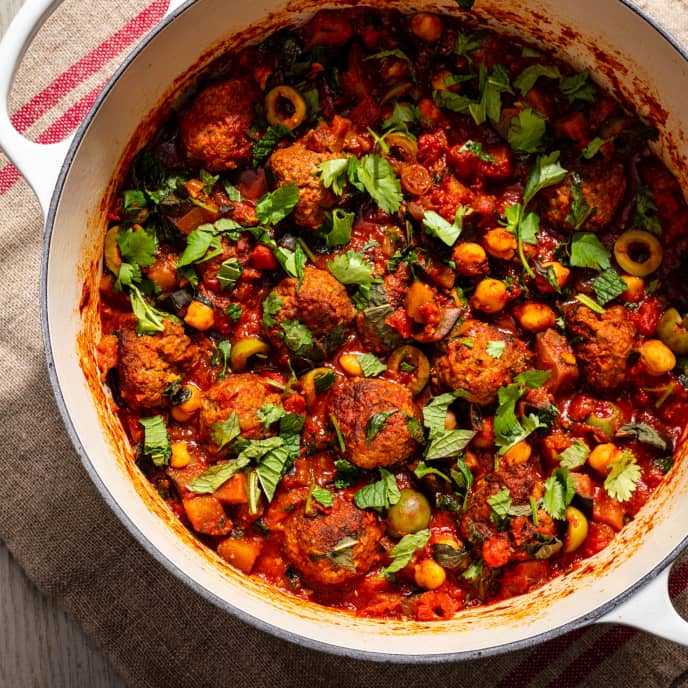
left=536, top=261, right=570, bottom=293
left=563, top=506, right=589, bottom=553
left=431, top=70, right=454, bottom=92
left=414, top=559, right=447, bottom=590
left=639, top=339, right=676, bottom=376
left=171, top=384, right=202, bottom=422
left=588, top=443, right=622, bottom=476
left=339, top=353, right=363, bottom=377
left=483, top=227, right=517, bottom=260
left=184, top=300, right=215, bottom=331
left=470, top=278, right=507, bottom=314
left=452, top=242, right=488, bottom=276
left=170, top=441, right=191, bottom=468
left=410, top=12, right=444, bottom=42
left=514, top=302, right=557, bottom=333
left=620, top=275, right=645, bottom=303
left=502, top=440, right=532, bottom=466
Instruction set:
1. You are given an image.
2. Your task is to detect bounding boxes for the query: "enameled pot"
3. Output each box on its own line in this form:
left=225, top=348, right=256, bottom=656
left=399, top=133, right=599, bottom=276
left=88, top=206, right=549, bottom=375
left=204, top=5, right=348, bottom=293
left=1, top=0, right=687, bottom=661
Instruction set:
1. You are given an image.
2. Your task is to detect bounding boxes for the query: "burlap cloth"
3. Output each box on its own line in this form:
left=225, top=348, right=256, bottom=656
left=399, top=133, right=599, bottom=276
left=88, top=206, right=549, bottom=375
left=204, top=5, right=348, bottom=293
left=1, top=1, right=687, bottom=686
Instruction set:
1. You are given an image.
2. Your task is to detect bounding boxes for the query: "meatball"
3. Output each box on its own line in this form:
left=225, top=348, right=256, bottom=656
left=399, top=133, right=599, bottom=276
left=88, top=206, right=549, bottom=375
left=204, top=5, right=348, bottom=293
left=282, top=494, right=383, bottom=585
left=200, top=373, right=282, bottom=442
left=432, top=320, right=531, bottom=405
left=566, top=304, right=636, bottom=390
left=267, top=142, right=339, bottom=229
left=539, top=159, right=627, bottom=232
left=118, top=319, right=193, bottom=409
left=179, top=77, right=258, bottom=172
left=329, top=378, right=421, bottom=469
left=264, top=266, right=356, bottom=358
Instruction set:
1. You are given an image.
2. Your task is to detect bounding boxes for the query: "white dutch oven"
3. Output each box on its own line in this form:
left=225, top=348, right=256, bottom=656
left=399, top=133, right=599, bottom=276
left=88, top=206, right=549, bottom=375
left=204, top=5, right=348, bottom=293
left=1, top=0, right=688, bottom=661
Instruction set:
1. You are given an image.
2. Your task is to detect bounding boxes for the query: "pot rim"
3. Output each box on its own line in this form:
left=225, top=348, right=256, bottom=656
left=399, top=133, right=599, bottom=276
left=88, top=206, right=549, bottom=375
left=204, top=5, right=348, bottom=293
left=39, top=0, right=688, bottom=662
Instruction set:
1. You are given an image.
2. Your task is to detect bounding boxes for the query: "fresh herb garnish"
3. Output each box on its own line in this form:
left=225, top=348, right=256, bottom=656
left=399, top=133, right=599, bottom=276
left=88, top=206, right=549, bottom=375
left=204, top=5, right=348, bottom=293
left=569, top=231, right=611, bottom=270
left=217, top=258, right=243, bottom=291
left=507, top=107, right=547, bottom=153
left=209, top=411, right=241, bottom=450
left=366, top=409, right=398, bottom=444
left=186, top=457, right=249, bottom=494
left=513, top=64, right=561, bottom=95
left=557, top=440, right=590, bottom=469
left=357, top=352, right=387, bottom=377
left=423, top=206, right=472, bottom=247
left=592, top=268, right=627, bottom=305
left=139, top=415, right=171, bottom=467
left=354, top=468, right=401, bottom=510
left=381, top=529, right=431, bottom=579
left=255, top=183, right=300, bottom=225
left=280, top=319, right=314, bottom=356
left=604, top=450, right=641, bottom=502
left=252, top=124, right=295, bottom=166
left=542, top=468, right=576, bottom=520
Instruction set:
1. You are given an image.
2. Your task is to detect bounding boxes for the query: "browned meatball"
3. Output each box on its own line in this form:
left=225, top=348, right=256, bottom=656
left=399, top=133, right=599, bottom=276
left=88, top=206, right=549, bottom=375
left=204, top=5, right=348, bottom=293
left=200, top=373, right=282, bottom=442
left=432, top=320, right=532, bottom=405
left=264, top=266, right=355, bottom=358
left=179, top=78, right=258, bottom=172
left=329, top=378, right=421, bottom=469
left=267, top=142, right=339, bottom=229
left=539, top=159, right=627, bottom=232
left=282, top=494, right=383, bottom=585
left=566, top=304, right=636, bottom=390
left=118, top=319, right=193, bottom=409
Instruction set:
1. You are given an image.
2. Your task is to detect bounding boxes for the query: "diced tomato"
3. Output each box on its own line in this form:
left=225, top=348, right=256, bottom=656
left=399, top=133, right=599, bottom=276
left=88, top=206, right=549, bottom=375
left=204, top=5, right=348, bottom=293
left=415, top=590, right=462, bottom=621
left=385, top=308, right=414, bottom=339
left=482, top=534, right=512, bottom=568
left=630, top=297, right=663, bottom=336
left=580, top=522, right=615, bottom=557
left=250, top=244, right=278, bottom=270
left=499, top=561, right=550, bottom=598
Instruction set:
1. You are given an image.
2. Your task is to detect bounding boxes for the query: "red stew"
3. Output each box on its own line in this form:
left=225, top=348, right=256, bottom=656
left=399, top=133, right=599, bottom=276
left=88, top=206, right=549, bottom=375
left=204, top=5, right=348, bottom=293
left=97, top=8, right=688, bottom=620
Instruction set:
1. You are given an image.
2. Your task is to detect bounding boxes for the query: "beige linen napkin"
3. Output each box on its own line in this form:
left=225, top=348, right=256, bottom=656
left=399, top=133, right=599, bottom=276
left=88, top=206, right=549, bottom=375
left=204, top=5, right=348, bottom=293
left=1, top=1, right=687, bottom=686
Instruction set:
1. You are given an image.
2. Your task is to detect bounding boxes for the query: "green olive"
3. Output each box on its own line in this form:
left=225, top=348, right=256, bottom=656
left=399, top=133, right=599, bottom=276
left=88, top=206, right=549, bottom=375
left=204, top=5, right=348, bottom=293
left=230, top=337, right=270, bottom=372
left=657, top=307, right=688, bottom=356
left=387, top=488, right=431, bottom=537
left=614, top=229, right=663, bottom=277
left=386, top=345, right=430, bottom=395
left=585, top=401, right=624, bottom=438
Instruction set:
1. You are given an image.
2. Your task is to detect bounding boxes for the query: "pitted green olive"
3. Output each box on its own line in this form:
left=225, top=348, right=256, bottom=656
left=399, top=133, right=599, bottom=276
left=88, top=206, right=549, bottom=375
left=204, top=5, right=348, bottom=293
left=585, top=402, right=624, bottom=438
left=387, top=488, right=431, bottom=537
left=657, top=307, right=688, bottom=355
left=614, top=229, right=663, bottom=277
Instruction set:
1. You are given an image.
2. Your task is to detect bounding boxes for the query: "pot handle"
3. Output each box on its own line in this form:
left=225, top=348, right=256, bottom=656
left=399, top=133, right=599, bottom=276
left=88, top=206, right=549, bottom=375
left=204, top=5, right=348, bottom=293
left=597, top=564, right=688, bottom=645
left=0, top=0, right=73, bottom=215
left=0, top=0, right=185, bottom=216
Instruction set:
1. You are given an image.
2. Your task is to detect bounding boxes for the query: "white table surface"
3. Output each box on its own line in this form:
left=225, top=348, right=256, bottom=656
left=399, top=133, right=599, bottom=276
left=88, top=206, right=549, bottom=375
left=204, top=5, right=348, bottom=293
left=0, top=1, right=126, bottom=686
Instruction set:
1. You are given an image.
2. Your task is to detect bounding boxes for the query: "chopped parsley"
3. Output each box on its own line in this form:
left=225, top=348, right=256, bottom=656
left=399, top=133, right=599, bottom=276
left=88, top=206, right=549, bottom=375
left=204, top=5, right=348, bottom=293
left=507, top=107, right=547, bottom=153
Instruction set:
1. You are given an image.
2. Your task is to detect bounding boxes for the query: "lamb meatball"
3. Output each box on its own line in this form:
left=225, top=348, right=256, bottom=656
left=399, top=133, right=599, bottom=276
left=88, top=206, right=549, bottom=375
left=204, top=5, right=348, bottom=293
left=179, top=77, right=259, bottom=172
left=566, top=304, right=636, bottom=390
left=329, top=378, right=421, bottom=469
left=539, top=159, right=627, bottom=233
left=432, top=320, right=531, bottom=405
left=282, top=494, right=383, bottom=586
left=267, top=142, right=340, bottom=229
left=200, top=373, right=282, bottom=442
left=264, top=266, right=356, bottom=358
left=118, top=319, right=193, bottom=409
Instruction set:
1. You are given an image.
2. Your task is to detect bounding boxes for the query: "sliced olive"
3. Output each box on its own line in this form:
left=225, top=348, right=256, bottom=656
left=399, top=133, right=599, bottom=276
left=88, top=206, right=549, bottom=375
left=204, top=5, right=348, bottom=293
left=299, top=367, right=337, bottom=407
left=657, top=307, right=688, bottom=355
left=387, top=488, right=431, bottom=537
left=383, top=131, right=418, bottom=163
left=614, top=229, right=663, bottom=277
left=387, top=345, right=430, bottom=395
left=585, top=401, right=624, bottom=438
left=230, top=337, right=270, bottom=372
left=265, top=86, right=307, bottom=130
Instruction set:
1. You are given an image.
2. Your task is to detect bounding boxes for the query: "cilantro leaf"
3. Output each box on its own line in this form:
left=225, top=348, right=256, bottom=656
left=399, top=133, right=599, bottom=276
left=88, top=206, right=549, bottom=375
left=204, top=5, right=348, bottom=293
left=139, top=415, right=171, bottom=467
left=569, top=231, right=611, bottom=270
left=352, top=154, right=402, bottom=214
left=310, top=486, right=334, bottom=508
left=280, top=319, right=314, bottom=356
left=471, top=63, right=511, bottom=125
left=459, top=140, right=495, bottom=162
left=486, top=340, right=506, bottom=359
left=324, top=208, right=354, bottom=247
left=557, top=440, right=590, bottom=469
left=542, top=468, right=576, bottom=520
left=225, top=303, right=242, bottom=323
left=186, top=457, right=250, bottom=494
left=354, top=468, right=401, bottom=510
left=327, top=250, right=376, bottom=285
left=382, top=102, right=420, bottom=133
left=262, top=292, right=282, bottom=329
left=364, top=49, right=416, bottom=82
left=604, top=450, right=641, bottom=502
left=317, top=158, right=350, bottom=196
left=256, top=184, right=300, bottom=225
left=592, top=268, right=627, bottom=305
left=366, top=409, right=398, bottom=444
left=513, top=64, right=561, bottom=95
left=633, top=185, right=662, bottom=236
left=274, top=242, right=306, bottom=280
left=252, top=124, right=294, bottom=167
left=209, top=411, right=241, bottom=450
left=582, top=137, right=606, bottom=159
left=508, top=107, right=546, bottom=153
left=523, top=151, right=568, bottom=206
left=560, top=69, right=596, bottom=103
left=129, top=285, right=168, bottom=335
left=357, top=352, right=387, bottom=377
left=381, top=529, right=431, bottom=578
left=334, top=459, right=361, bottom=489
left=177, top=224, right=221, bottom=268
left=487, top=487, right=512, bottom=522
left=566, top=171, right=596, bottom=230
left=117, top=227, right=157, bottom=267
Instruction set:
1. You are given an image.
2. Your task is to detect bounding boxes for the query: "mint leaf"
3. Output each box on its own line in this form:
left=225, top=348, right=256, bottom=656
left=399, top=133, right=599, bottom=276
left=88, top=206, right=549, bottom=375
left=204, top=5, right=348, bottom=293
left=575, top=293, right=606, bottom=314
left=177, top=224, right=221, bottom=267
left=381, top=529, right=431, bottom=578
left=280, top=319, right=313, bottom=356
left=256, top=183, right=300, bottom=225
left=139, top=415, right=171, bottom=467
left=508, top=107, right=546, bottom=153
left=274, top=242, right=306, bottom=280
left=354, top=468, right=401, bottom=510
left=310, top=486, right=334, bottom=508
left=252, top=124, right=294, bottom=166
left=334, top=459, right=361, bottom=489
left=487, top=487, right=512, bottom=518
left=566, top=171, right=595, bottom=230
left=217, top=257, right=243, bottom=291
left=215, top=339, right=231, bottom=380
left=382, top=102, right=420, bottom=133
left=364, top=49, right=416, bottom=82
left=514, top=64, right=561, bottom=95
left=454, top=30, right=484, bottom=59
left=433, top=90, right=474, bottom=114
left=262, top=292, right=282, bottom=329
left=129, top=285, right=168, bottom=335
left=209, top=411, right=241, bottom=450
left=366, top=409, right=398, bottom=444
left=425, top=429, right=476, bottom=460
left=186, top=457, right=249, bottom=494
left=616, top=423, right=667, bottom=451
left=357, top=352, right=387, bottom=377
left=592, top=268, right=627, bottom=305
left=560, top=69, right=596, bottom=103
